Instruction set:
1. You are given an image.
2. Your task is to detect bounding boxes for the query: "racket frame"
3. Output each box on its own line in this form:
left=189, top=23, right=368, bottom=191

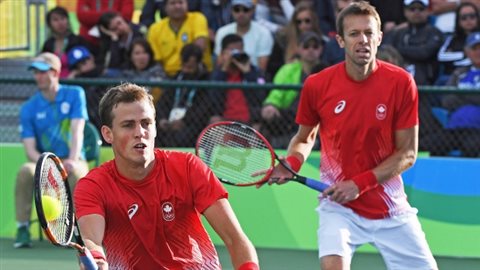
left=196, top=121, right=278, bottom=187
left=33, top=152, right=99, bottom=270
left=34, top=152, right=75, bottom=247
left=196, top=121, right=330, bottom=192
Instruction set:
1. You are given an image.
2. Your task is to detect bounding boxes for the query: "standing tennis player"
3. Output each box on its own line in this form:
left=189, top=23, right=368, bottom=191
left=73, top=83, right=258, bottom=269
left=266, top=1, right=438, bottom=269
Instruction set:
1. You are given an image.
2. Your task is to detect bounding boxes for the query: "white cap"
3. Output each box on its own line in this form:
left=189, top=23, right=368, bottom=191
left=404, top=0, right=429, bottom=6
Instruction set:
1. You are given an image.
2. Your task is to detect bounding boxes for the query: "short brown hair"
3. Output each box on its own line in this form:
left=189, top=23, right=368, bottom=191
left=99, top=83, right=155, bottom=127
left=336, top=1, right=381, bottom=38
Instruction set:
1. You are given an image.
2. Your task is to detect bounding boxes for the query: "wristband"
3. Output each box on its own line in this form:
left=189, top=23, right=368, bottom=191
left=351, top=170, right=378, bottom=195
left=238, top=262, right=259, bottom=270
left=285, top=155, right=302, bottom=172
left=90, top=250, right=106, bottom=261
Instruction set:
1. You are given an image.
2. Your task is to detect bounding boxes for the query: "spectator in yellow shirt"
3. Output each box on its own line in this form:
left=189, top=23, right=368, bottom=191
left=147, top=0, right=212, bottom=77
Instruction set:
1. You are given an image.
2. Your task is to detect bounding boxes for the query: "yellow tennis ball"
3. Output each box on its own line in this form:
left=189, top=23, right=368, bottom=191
left=41, top=195, right=62, bottom=221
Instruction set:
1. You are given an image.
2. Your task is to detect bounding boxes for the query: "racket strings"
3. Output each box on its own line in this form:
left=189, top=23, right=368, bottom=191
left=40, top=158, right=73, bottom=245
left=197, top=125, right=273, bottom=185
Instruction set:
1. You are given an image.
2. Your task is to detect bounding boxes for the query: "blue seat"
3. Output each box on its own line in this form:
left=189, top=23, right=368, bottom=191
left=431, top=107, right=450, bottom=128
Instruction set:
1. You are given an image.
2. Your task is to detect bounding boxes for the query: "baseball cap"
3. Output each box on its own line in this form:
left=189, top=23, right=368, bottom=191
left=466, top=32, right=480, bottom=48
left=67, top=46, right=92, bottom=69
left=28, top=52, right=61, bottom=72
left=232, top=0, right=254, bottom=8
left=298, top=31, right=322, bottom=45
left=404, top=0, right=429, bottom=6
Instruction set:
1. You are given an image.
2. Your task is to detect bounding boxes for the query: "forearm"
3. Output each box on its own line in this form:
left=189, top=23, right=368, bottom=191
left=286, top=125, right=318, bottom=163
left=204, top=199, right=258, bottom=269
left=225, top=236, right=258, bottom=269
left=371, top=146, right=417, bottom=184
left=370, top=126, right=418, bottom=184
left=23, top=138, right=41, bottom=162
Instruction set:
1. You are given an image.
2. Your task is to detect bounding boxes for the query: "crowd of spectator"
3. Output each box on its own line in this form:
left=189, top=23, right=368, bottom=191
left=39, top=0, right=479, bottom=156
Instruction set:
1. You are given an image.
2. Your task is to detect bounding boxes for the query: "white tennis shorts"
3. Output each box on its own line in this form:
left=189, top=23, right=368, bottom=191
left=317, top=201, right=438, bottom=270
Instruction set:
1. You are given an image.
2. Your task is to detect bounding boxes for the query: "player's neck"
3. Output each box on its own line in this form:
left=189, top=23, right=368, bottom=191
left=345, top=59, right=377, bottom=81
left=115, top=155, right=156, bottom=181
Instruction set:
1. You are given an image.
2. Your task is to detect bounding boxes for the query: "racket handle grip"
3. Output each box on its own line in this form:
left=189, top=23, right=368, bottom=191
left=79, top=248, right=99, bottom=270
left=305, top=178, right=330, bottom=192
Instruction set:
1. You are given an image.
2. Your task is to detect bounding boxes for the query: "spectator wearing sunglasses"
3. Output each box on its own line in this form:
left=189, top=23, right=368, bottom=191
left=430, top=0, right=464, bottom=34
left=266, top=1, right=327, bottom=81
left=384, top=0, right=444, bottom=85
left=214, top=0, right=274, bottom=72
left=437, top=2, right=480, bottom=85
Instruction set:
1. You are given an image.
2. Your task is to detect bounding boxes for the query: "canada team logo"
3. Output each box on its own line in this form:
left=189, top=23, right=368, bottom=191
left=162, top=202, right=175, bottom=221
left=376, top=104, right=387, bottom=120
left=334, top=100, right=346, bottom=114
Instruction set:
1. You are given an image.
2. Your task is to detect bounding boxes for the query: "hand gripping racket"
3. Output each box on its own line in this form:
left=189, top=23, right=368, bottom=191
left=34, top=152, right=98, bottom=270
left=196, top=121, right=329, bottom=192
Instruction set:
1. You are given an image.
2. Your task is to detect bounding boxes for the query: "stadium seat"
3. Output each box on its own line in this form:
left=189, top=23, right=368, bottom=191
left=431, top=107, right=450, bottom=128
left=83, top=121, right=102, bottom=168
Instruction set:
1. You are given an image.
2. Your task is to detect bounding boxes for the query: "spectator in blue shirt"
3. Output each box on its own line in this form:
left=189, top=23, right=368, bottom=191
left=14, top=53, right=90, bottom=248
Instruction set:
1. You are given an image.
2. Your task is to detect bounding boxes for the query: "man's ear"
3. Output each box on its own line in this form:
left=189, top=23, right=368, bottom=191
left=336, top=34, right=345, bottom=49
left=101, top=125, right=113, bottom=144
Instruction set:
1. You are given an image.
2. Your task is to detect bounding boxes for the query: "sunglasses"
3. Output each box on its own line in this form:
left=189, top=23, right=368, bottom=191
left=233, top=5, right=251, bottom=13
left=296, top=18, right=311, bottom=25
left=460, top=13, right=477, bottom=21
left=407, top=6, right=426, bottom=12
left=302, top=43, right=320, bottom=50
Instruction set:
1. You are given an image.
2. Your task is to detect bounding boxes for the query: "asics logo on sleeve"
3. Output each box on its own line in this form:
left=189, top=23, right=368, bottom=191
left=334, top=100, right=346, bottom=114
left=128, top=204, right=139, bottom=220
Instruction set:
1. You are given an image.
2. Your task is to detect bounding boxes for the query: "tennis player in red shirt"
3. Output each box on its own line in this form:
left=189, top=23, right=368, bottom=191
left=74, top=83, right=258, bottom=269
left=266, top=1, right=437, bottom=269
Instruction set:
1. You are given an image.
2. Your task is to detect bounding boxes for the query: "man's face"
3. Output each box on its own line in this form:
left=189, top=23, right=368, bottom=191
left=33, top=69, right=57, bottom=91
left=336, top=14, right=382, bottom=67
left=298, top=40, right=323, bottom=64
left=165, top=0, right=188, bottom=20
left=232, top=5, right=254, bottom=27
left=103, top=100, right=156, bottom=166
left=404, top=3, right=429, bottom=25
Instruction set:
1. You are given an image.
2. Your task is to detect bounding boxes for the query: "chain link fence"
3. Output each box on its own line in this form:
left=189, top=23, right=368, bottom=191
left=1, top=76, right=479, bottom=158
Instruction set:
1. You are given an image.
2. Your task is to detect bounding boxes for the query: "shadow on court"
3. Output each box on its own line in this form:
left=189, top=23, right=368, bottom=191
left=1, top=238, right=478, bottom=269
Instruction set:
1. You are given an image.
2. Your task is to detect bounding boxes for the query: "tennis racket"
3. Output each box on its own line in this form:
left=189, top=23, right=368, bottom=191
left=196, top=121, right=329, bottom=192
left=34, top=152, right=98, bottom=270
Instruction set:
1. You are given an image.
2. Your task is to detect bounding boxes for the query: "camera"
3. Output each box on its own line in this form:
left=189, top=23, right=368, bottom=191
left=231, top=49, right=249, bottom=63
